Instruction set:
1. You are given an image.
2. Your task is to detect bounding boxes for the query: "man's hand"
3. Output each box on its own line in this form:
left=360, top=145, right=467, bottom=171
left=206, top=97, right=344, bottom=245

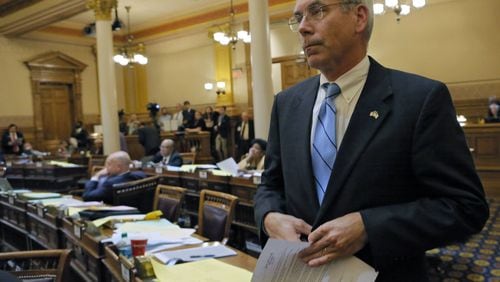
left=264, top=212, right=312, bottom=241
left=94, top=168, right=108, bottom=178
left=298, top=212, right=367, bottom=267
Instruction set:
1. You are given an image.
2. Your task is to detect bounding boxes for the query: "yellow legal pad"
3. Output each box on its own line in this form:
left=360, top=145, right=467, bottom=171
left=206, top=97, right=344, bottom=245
left=151, top=257, right=252, bottom=282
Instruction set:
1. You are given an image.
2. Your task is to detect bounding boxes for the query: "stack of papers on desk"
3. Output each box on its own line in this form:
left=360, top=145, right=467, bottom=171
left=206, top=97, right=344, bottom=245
left=151, top=258, right=252, bottom=282
left=92, top=214, right=145, bottom=227
left=102, top=219, right=203, bottom=250
left=154, top=244, right=237, bottom=264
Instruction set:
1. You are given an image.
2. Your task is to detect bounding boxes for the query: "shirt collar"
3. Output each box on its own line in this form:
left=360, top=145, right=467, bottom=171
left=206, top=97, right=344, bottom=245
left=319, top=56, right=370, bottom=103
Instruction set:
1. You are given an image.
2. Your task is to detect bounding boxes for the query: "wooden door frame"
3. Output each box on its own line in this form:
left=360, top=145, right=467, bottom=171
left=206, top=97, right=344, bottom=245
left=24, top=51, right=87, bottom=150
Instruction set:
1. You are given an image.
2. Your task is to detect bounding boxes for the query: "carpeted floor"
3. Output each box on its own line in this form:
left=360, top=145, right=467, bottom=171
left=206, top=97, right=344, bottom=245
left=427, top=198, right=499, bottom=282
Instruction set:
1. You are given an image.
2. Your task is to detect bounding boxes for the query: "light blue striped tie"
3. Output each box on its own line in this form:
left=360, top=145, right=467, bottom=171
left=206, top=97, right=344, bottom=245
left=312, top=83, right=341, bottom=204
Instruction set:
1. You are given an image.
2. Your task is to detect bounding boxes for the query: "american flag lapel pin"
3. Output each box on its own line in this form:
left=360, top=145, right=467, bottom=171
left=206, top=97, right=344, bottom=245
left=369, top=111, right=379, bottom=119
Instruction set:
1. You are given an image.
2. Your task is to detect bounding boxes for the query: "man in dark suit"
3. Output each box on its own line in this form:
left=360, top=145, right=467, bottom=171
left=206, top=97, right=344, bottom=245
left=83, top=151, right=146, bottom=204
left=254, top=1, right=489, bottom=281
left=214, top=106, right=231, bottom=161
left=234, top=111, right=255, bottom=161
left=1, top=124, right=24, bottom=155
left=137, top=124, right=161, bottom=156
left=151, top=139, right=183, bottom=167
left=182, top=100, right=196, bottom=129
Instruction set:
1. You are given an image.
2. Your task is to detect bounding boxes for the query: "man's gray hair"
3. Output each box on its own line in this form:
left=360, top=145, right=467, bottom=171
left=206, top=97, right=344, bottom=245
left=341, top=0, right=374, bottom=41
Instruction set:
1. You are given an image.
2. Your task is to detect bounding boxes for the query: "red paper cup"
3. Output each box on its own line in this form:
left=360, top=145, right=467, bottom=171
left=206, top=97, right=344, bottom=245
left=131, top=238, right=148, bottom=257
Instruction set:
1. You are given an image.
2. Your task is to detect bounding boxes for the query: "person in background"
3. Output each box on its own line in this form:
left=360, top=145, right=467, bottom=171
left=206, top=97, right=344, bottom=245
left=172, top=103, right=184, bottom=131
left=127, top=114, right=141, bottom=135
left=21, top=142, right=45, bottom=158
left=82, top=151, right=147, bottom=204
left=238, top=138, right=266, bottom=171
left=214, top=106, right=231, bottom=161
left=118, top=110, right=128, bottom=135
left=71, top=121, right=89, bottom=150
left=151, top=139, right=183, bottom=167
left=57, top=139, right=74, bottom=158
left=137, top=123, right=161, bottom=157
left=203, top=106, right=219, bottom=162
left=2, top=124, right=24, bottom=155
left=185, top=111, right=207, bottom=133
left=254, top=0, right=488, bottom=280
left=182, top=101, right=196, bottom=129
left=158, top=107, right=172, bottom=131
left=485, top=97, right=500, bottom=123
left=235, top=111, right=255, bottom=161
left=91, top=138, right=104, bottom=155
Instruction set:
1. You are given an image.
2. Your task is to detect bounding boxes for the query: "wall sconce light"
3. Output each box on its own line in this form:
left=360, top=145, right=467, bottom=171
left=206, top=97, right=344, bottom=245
left=204, top=81, right=226, bottom=95
left=216, top=81, right=226, bottom=95
left=204, top=83, right=214, bottom=91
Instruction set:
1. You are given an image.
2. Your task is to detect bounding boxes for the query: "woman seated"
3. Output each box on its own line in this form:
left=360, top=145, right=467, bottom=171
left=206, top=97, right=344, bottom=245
left=185, top=111, right=207, bottom=133
left=56, top=139, right=75, bottom=158
left=238, top=138, right=267, bottom=171
left=485, top=98, right=500, bottom=123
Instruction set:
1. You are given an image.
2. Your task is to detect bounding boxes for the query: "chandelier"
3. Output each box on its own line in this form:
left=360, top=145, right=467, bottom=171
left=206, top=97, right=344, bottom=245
left=113, top=6, right=148, bottom=66
left=374, top=0, right=426, bottom=20
left=212, top=0, right=251, bottom=49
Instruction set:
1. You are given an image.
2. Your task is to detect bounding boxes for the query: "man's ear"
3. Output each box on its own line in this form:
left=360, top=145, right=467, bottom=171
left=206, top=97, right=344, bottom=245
left=354, top=4, right=369, bottom=35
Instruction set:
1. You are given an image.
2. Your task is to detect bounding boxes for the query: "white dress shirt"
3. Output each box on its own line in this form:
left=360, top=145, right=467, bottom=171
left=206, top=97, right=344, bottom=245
left=310, top=56, right=370, bottom=151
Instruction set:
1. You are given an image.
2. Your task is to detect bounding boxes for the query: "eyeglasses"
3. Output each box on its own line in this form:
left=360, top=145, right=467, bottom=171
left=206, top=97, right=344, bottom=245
left=288, top=1, right=354, bottom=32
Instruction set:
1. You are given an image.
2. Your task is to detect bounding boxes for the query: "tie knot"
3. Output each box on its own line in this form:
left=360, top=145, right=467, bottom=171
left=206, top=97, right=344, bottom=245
left=322, top=83, right=341, bottom=99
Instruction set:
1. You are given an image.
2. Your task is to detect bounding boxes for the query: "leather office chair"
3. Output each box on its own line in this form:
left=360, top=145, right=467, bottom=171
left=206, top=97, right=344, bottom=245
left=197, top=189, right=238, bottom=244
left=69, top=165, right=105, bottom=197
left=112, top=176, right=159, bottom=213
left=153, top=185, right=187, bottom=223
left=0, top=249, right=72, bottom=282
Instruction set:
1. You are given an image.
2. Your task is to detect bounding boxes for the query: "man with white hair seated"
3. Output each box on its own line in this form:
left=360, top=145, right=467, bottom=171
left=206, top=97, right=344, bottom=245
left=82, top=151, right=147, bottom=204
left=151, top=139, right=183, bottom=167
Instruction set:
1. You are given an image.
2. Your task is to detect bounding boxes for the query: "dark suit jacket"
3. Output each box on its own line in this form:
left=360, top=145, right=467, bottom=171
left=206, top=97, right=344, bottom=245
left=1, top=131, right=24, bottom=155
left=82, top=171, right=147, bottom=204
left=151, top=151, right=183, bottom=167
left=215, top=114, right=231, bottom=138
left=254, top=58, right=489, bottom=281
left=137, top=126, right=161, bottom=156
left=235, top=120, right=255, bottom=144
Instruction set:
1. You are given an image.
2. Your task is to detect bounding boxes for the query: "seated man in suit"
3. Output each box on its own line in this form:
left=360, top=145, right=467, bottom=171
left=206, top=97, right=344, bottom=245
left=82, top=151, right=147, bottom=204
left=151, top=139, right=183, bottom=167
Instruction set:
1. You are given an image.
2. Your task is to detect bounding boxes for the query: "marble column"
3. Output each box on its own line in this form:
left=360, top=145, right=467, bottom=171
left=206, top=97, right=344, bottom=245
left=87, top=0, right=120, bottom=154
left=248, top=0, right=274, bottom=139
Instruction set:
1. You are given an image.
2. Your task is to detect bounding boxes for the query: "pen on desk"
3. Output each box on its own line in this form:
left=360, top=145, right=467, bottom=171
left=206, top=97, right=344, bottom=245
left=190, top=254, right=215, bottom=258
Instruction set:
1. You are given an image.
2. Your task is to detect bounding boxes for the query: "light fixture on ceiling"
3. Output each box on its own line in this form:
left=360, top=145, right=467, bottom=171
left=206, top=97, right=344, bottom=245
left=373, top=0, right=426, bottom=21
left=111, top=6, right=123, bottom=31
left=212, top=0, right=251, bottom=49
left=113, top=6, right=148, bottom=66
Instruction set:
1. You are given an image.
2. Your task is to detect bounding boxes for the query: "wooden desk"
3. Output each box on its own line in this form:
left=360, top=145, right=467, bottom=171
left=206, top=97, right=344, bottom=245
left=463, top=123, right=500, bottom=197
left=4, top=162, right=87, bottom=191
left=0, top=194, right=256, bottom=282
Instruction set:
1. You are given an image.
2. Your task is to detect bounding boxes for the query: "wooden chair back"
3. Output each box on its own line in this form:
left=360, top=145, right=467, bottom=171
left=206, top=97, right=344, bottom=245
left=88, top=155, right=106, bottom=176
left=112, top=176, right=159, bottom=213
left=0, top=249, right=72, bottom=282
left=153, top=185, right=187, bottom=223
left=179, top=152, right=196, bottom=164
left=197, top=189, right=238, bottom=244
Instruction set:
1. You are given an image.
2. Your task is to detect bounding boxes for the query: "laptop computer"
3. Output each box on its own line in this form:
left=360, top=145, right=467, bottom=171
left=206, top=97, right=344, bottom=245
left=0, top=178, right=13, bottom=192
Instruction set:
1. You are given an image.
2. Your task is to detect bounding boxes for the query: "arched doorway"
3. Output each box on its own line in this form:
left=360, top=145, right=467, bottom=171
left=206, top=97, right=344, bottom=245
left=25, top=51, right=87, bottom=152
